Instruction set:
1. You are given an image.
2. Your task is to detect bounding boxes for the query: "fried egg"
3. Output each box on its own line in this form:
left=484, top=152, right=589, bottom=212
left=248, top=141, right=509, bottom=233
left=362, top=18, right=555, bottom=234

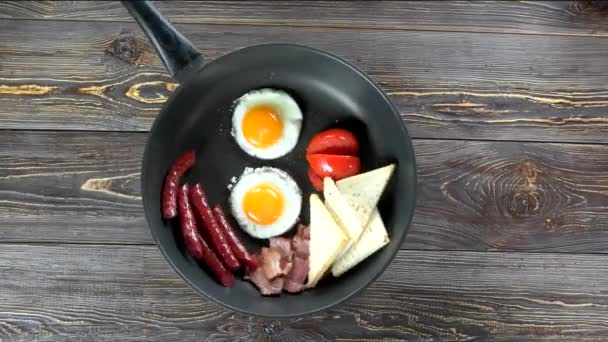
left=230, top=167, right=302, bottom=239
left=232, top=89, right=303, bottom=160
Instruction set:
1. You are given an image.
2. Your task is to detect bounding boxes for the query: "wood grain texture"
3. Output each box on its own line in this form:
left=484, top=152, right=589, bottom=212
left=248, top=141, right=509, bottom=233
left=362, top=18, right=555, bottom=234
left=409, top=140, right=608, bottom=252
left=2, top=2, right=607, bottom=340
left=1, top=19, right=608, bottom=142
left=1, top=245, right=607, bottom=341
left=3, top=131, right=607, bottom=252
left=1, top=1, right=608, bottom=37
left=0, top=131, right=148, bottom=244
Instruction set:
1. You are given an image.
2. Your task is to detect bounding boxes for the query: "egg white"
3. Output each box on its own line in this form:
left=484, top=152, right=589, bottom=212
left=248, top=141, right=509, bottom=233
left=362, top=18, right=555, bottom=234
left=230, top=167, right=302, bottom=239
left=232, top=88, right=303, bottom=160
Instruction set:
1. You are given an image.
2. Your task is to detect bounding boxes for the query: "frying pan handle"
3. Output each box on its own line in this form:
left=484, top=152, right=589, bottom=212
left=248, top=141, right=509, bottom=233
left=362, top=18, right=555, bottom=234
left=122, top=0, right=203, bottom=82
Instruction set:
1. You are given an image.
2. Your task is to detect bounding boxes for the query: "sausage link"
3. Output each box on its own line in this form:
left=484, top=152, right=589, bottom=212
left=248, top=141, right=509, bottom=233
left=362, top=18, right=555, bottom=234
left=197, top=232, right=236, bottom=287
left=162, top=150, right=196, bottom=219
left=178, top=184, right=235, bottom=287
left=189, top=183, right=241, bottom=272
left=213, top=205, right=259, bottom=272
left=177, top=183, right=204, bottom=259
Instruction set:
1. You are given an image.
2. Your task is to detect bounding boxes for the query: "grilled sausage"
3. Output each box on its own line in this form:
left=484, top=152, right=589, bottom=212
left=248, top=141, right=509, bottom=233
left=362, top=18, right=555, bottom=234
left=178, top=183, right=235, bottom=287
left=189, top=183, right=241, bottom=272
left=213, top=205, right=259, bottom=271
left=162, top=150, right=195, bottom=219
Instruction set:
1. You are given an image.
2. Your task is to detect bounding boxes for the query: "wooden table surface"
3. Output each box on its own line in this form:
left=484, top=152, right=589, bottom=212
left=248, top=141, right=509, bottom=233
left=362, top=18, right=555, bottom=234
left=1, top=1, right=608, bottom=340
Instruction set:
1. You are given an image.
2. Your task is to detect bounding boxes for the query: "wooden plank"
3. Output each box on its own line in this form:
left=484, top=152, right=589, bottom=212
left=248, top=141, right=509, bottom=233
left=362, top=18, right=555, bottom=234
left=409, top=139, right=608, bottom=252
left=0, top=131, right=149, bottom=244
left=2, top=131, right=607, bottom=252
left=1, top=20, right=608, bottom=142
left=1, top=245, right=607, bottom=341
left=0, top=244, right=148, bottom=341
left=1, top=1, right=608, bottom=37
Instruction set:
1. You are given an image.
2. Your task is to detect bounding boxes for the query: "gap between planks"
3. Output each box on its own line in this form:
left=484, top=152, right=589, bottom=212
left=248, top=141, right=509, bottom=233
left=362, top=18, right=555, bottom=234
left=0, top=242, right=607, bottom=256
left=2, top=128, right=608, bottom=147
left=2, top=15, right=608, bottom=40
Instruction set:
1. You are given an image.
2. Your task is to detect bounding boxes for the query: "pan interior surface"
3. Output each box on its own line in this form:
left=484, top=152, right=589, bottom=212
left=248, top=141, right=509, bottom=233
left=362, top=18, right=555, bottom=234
left=142, top=45, right=416, bottom=317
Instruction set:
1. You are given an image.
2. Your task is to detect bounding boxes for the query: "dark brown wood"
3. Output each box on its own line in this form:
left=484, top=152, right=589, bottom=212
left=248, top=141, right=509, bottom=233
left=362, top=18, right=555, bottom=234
left=1, top=244, right=607, bottom=341
left=408, top=140, right=608, bottom=252
left=1, top=2, right=607, bottom=340
left=0, top=131, right=149, bottom=244
left=1, top=1, right=608, bottom=37
left=3, top=131, right=607, bottom=252
left=1, top=19, right=608, bottom=142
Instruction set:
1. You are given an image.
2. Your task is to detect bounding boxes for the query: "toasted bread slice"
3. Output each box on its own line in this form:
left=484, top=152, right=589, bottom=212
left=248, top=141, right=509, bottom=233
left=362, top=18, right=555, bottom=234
left=307, top=194, right=348, bottom=288
left=331, top=164, right=395, bottom=277
left=331, top=209, right=389, bottom=277
left=323, top=177, right=364, bottom=258
left=335, top=164, right=395, bottom=226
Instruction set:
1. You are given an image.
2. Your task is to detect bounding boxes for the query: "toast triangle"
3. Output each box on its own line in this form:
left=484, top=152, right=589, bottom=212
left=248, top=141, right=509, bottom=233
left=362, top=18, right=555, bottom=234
left=324, top=177, right=364, bottom=258
left=306, top=194, right=348, bottom=288
left=331, top=164, right=395, bottom=277
left=335, top=164, right=395, bottom=226
left=331, top=209, right=389, bottom=277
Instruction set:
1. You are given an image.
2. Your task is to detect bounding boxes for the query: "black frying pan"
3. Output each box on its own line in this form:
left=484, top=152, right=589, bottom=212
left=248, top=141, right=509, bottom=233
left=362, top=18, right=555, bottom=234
left=124, top=0, right=416, bottom=317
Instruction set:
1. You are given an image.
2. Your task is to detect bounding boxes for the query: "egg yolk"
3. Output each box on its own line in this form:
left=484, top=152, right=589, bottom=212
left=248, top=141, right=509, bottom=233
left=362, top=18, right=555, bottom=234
left=242, top=106, right=283, bottom=148
left=242, top=184, right=284, bottom=225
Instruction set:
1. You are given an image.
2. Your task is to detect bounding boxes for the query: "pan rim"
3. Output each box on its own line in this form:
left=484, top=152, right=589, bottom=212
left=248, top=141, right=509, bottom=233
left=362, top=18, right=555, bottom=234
left=141, top=43, right=417, bottom=318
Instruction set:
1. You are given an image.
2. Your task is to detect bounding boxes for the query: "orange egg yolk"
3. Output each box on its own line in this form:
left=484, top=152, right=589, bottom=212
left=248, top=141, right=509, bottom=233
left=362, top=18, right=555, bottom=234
left=242, top=106, right=283, bottom=148
left=242, top=184, right=284, bottom=225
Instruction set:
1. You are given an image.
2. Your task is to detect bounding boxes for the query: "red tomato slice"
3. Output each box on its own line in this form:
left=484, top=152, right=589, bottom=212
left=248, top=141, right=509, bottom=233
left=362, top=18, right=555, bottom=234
left=307, top=168, right=324, bottom=191
left=307, top=154, right=361, bottom=181
left=306, top=128, right=360, bottom=156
